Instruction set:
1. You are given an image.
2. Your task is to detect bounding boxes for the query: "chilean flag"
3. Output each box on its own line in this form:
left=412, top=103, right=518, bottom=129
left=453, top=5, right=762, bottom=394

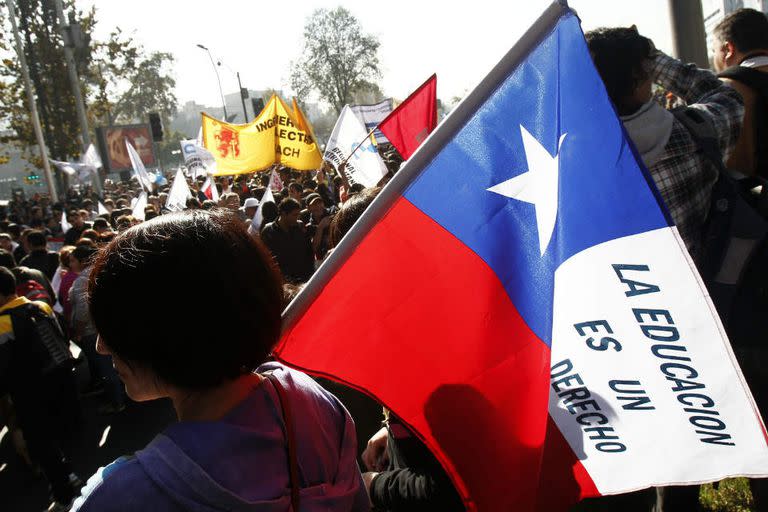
left=275, top=4, right=768, bottom=511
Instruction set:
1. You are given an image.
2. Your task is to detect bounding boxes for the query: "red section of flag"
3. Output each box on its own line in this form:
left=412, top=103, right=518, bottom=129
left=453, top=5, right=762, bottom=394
left=536, top=417, right=600, bottom=510
left=378, top=75, right=437, bottom=160
left=275, top=197, right=551, bottom=511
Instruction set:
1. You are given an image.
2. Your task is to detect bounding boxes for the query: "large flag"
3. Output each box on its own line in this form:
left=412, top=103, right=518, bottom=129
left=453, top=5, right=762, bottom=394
left=126, top=140, right=153, bottom=191
left=377, top=74, right=437, bottom=160
left=274, top=4, right=768, bottom=512
left=324, top=105, right=388, bottom=187
left=350, top=98, right=393, bottom=144
left=166, top=169, right=192, bottom=212
left=201, top=95, right=322, bottom=175
left=180, top=139, right=217, bottom=179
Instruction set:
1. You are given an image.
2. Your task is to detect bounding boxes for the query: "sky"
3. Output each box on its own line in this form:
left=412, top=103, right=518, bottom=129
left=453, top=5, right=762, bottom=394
left=79, top=0, right=673, bottom=109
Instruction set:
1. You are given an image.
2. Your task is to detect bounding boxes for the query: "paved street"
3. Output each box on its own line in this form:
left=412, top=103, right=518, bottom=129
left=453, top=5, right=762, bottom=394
left=0, top=359, right=176, bottom=512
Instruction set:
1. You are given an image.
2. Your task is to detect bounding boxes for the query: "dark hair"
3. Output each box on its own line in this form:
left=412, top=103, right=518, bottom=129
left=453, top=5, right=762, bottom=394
left=0, top=249, right=17, bottom=269
left=278, top=197, right=301, bottom=215
left=329, top=187, right=381, bottom=247
left=26, top=231, right=47, bottom=248
left=714, top=8, right=768, bottom=54
left=79, top=229, right=99, bottom=242
left=0, top=266, right=16, bottom=295
left=585, top=27, right=654, bottom=115
left=71, top=245, right=97, bottom=266
left=93, top=218, right=109, bottom=230
left=288, top=182, right=303, bottom=194
left=88, top=210, right=283, bottom=389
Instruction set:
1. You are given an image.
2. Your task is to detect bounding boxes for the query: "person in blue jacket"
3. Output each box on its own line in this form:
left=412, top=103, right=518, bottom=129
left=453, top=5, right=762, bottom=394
left=71, top=209, right=369, bottom=512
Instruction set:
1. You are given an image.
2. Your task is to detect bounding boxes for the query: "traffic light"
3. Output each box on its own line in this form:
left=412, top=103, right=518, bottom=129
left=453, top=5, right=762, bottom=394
left=24, top=170, right=41, bottom=185
left=148, top=112, right=163, bottom=142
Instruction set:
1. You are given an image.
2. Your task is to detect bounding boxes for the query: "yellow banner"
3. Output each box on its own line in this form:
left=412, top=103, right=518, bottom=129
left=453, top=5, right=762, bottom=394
left=201, top=95, right=322, bottom=176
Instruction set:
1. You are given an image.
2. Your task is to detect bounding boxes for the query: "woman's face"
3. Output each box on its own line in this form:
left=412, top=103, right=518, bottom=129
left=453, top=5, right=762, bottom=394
left=96, top=336, right=166, bottom=402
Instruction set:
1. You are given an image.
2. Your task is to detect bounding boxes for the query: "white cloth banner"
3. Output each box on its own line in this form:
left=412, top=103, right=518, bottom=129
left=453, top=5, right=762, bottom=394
left=82, top=144, right=102, bottom=169
left=180, top=139, right=217, bottom=179
left=166, top=169, right=192, bottom=212
left=126, top=140, right=153, bottom=191
left=132, top=191, right=148, bottom=221
left=549, top=226, right=768, bottom=494
left=350, top=98, right=393, bottom=144
left=98, top=202, right=109, bottom=216
left=60, top=210, right=71, bottom=234
left=324, top=105, right=388, bottom=188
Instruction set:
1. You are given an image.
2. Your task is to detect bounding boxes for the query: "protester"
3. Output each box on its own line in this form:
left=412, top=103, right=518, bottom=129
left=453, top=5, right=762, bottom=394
left=63, top=211, right=90, bottom=245
left=712, top=8, right=768, bottom=177
left=18, top=230, right=59, bottom=280
left=261, top=198, right=314, bottom=283
left=586, top=27, right=743, bottom=259
left=71, top=210, right=369, bottom=511
left=0, top=267, right=81, bottom=511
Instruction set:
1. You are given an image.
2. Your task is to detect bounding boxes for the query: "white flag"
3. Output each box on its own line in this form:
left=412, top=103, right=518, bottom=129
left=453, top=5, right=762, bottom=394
left=126, top=140, right=153, bottom=191
left=270, top=169, right=284, bottom=192
left=180, top=139, right=217, bottom=179
left=166, top=169, right=192, bottom=212
left=50, top=159, right=78, bottom=177
left=349, top=98, right=393, bottom=144
left=132, top=191, right=148, bottom=221
left=60, top=210, right=71, bottom=234
left=82, top=144, right=102, bottom=169
left=250, top=186, right=273, bottom=235
left=324, top=105, right=387, bottom=188
left=98, top=201, right=109, bottom=216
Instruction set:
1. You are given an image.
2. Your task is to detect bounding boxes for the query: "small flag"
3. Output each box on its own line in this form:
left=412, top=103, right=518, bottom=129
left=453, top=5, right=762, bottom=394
left=98, top=202, right=109, bottom=216
left=131, top=191, right=148, bottom=221
left=201, top=176, right=220, bottom=202
left=378, top=74, right=437, bottom=160
left=61, top=210, right=71, bottom=234
left=324, top=105, right=388, bottom=187
left=250, top=177, right=275, bottom=235
left=166, top=169, right=192, bottom=212
left=126, top=140, right=153, bottom=191
left=270, top=168, right=284, bottom=192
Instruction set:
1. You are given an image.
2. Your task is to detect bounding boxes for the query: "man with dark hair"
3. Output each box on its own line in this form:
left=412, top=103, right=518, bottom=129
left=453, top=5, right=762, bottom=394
left=288, top=181, right=304, bottom=203
left=19, top=230, right=59, bottom=280
left=0, top=267, right=81, bottom=510
left=586, top=27, right=743, bottom=259
left=261, top=198, right=314, bottom=283
left=63, top=210, right=90, bottom=246
left=713, top=8, right=768, bottom=177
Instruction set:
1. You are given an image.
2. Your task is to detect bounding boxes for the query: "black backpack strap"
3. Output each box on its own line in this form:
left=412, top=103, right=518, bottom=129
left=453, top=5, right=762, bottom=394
left=265, top=372, right=300, bottom=511
left=718, top=66, right=768, bottom=91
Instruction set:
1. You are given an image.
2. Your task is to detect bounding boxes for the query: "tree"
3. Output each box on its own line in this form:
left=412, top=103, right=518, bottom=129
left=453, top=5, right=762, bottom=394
left=290, top=7, right=381, bottom=115
left=86, top=28, right=177, bottom=126
left=0, top=0, right=177, bottom=169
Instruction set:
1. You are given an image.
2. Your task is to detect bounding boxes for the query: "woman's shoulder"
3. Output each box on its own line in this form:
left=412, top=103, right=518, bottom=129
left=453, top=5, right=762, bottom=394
left=71, top=455, right=162, bottom=512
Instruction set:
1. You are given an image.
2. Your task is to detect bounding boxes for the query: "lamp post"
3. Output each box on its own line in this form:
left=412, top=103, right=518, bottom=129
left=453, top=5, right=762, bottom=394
left=196, top=44, right=228, bottom=120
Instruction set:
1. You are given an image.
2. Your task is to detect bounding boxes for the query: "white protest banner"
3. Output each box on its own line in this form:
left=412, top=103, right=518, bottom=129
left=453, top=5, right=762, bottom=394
left=126, top=140, right=153, bottom=191
left=350, top=98, right=393, bottom=144
left=180, top=139, right=217, bottom=179
left=166, top=169, right=192, bottom=212
left=324, top=106, right=388, bottom=188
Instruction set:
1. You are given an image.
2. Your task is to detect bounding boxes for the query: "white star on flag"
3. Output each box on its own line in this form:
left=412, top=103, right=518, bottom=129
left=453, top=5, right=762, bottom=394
left=487, top=125, right=566, bottom=256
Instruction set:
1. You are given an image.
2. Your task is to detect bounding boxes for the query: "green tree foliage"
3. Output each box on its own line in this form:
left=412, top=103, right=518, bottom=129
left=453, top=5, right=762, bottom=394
left=0, top=0, right=177, bottom=167
left=290, top=7, right=381, bottom=115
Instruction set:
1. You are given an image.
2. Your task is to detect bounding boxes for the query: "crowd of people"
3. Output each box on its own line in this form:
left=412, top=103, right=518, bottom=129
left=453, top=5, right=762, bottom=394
left=0, top=7, right=766, bottom=512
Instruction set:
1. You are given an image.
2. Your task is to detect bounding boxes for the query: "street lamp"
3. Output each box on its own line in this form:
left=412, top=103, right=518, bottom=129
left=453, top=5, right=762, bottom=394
left=196, top=44, right=228, bottom=120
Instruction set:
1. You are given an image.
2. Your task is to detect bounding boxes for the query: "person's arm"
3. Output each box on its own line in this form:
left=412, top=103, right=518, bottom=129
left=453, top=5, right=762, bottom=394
left=368, top=467, right=464, bottom=512
left=652, top=51, right=744, bottom=161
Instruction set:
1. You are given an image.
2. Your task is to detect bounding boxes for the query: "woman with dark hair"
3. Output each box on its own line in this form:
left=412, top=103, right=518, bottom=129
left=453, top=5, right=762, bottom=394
left=71, top=210, right=368, bottom=511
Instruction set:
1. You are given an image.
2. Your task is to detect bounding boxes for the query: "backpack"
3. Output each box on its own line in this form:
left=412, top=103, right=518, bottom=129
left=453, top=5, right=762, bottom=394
left=7, top=302, right=74, bottom=375
left=15, top=279, right=52, bottom=305
left=672, top=107, right=768, bottom=348
left=717, top=66, right=768, bottom=178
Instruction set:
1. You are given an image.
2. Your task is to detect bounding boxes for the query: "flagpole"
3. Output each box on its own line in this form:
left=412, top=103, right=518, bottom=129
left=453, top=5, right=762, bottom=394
left=281, top=0, right=571, bottom=334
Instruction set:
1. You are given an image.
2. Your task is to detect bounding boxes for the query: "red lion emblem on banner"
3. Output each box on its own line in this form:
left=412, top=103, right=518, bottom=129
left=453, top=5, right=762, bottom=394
left=214, top=125, right=240, bottom=158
